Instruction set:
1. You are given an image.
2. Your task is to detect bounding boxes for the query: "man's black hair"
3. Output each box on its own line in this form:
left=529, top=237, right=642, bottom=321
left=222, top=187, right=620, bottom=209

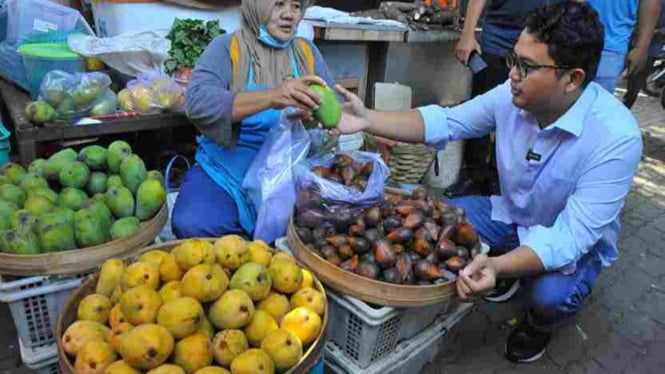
left=525, top=1, right=605, bottom=86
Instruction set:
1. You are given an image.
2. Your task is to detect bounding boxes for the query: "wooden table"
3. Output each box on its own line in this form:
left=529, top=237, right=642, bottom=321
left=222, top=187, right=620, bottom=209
left=0, top=79, right=191, bottom=164
left=311, top=21, right=461, bottom=108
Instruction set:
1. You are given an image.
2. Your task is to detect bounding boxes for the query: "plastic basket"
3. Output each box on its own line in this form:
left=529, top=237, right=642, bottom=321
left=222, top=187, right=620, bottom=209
left=325, top=290, right=450, bottom=368
left=0, top=274, right=87, bottom=349
left=0, top=120, right=10, bottom=167
left=325, top=302, right=472, bottom=374
left=17, top=43, right=85, bottom=99
left=275, top=237, right=452, bottom=368
left=18, top=338, right=59, bottom=374
left=5, top=0, right=83, bottom=44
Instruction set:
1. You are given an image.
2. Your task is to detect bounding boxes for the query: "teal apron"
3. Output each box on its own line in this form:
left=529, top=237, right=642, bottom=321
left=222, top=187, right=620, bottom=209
left=195, top=49, right=301, bottom=234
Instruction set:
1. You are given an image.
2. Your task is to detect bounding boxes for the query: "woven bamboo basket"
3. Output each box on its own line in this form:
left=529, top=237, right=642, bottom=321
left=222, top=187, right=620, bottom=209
left=57, top=239, right=328, bottom=374
left=0, top=204, right=167, bottom=276
left=364, top=134, right=436, bottom=184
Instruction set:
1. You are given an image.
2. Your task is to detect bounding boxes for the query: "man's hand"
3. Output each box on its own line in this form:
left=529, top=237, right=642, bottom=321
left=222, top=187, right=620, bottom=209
left=271, top=75, right=327, bottom=111
left=623, top=46, right=649, bottom=78
left=455, top=32, right=481, bottom=65
left=336, top=84, right=368, bottom=119
left=456, top=254, right=498, bottom=300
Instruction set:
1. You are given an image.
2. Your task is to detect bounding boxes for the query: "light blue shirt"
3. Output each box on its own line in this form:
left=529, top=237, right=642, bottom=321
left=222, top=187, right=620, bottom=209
left=587, top=0, right=639, bottom=55
left=418, top=81, right=642, bottom=273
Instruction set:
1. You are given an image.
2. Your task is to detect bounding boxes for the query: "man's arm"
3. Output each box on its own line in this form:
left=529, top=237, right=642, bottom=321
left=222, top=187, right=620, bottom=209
left=336, top=81, right=507, bottom=148
left=625, top=0, right=662, bottom=76
left=455, top=0, right=488, bottom=64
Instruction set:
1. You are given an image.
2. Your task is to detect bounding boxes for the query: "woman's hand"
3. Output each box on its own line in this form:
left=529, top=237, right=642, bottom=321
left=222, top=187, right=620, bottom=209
left=271, top=75, right=327, bottom=112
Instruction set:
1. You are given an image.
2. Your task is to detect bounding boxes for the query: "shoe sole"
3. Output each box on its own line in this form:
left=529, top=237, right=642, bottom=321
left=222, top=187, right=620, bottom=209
left=504, top=342, right=546, bottom=363
left=484, top=279, right=521, bottom=303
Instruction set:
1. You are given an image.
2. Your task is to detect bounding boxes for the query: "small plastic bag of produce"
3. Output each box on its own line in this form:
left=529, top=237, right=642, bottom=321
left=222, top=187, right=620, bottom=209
left=242, top=108, right=313, bottom=244
left=39, top=70, right=113, bottom=120
left=119, top=70, right=185, bottom=114
left=293, top=151, right=390, bottom=230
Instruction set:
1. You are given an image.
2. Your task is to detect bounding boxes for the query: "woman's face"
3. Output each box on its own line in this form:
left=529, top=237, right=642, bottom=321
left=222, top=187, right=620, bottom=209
left=265, top=0, right=303, bottom=42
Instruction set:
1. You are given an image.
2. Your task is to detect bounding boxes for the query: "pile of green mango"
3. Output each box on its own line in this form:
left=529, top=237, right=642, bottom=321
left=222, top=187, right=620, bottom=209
left=0, top=141, right=166, bottom=255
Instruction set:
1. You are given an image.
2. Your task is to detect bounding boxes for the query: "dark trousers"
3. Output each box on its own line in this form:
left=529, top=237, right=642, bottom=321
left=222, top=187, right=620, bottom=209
left=461, top=54, right=510, bottom=193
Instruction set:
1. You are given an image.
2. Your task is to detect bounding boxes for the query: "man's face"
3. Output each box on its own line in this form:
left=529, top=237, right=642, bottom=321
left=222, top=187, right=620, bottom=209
left=509, top=31, right=569, bottom=113
left=266, top=0, right=302, bottom=42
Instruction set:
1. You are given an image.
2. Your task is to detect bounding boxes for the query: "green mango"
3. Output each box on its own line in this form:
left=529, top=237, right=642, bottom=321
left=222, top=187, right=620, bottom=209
left=3, top=229, right=41, bottom=255
left=87, top=172, right=108, bottom=195
left=0, top=200, right=19, bottom=231
left=78, top=145, right=107, bottom=170
left=109, top=217, right=140, bottom=240
left=92, top=193, right=106, bottom=203
left=119, top=154, right=147, bottom=194
left=310, top=84, right=342, bottom=128
left=74, top=207, right=109, bottom=247
left=81, top=199, right=113, bottom=230
left=38, top=222, right=77, bottom=252
left=0, top=163, right=27, bottom=184
left=27, top=187, right=59, bottom=204
left=0, top=176, right=13, bottom=186
left=135, top=179, right=166, bottom=221
left=27, top=159, right=47, bottom=177
left=37, top=208, right=75, bottom=232
left=43, top=148, right=78, bottom=180
left=59, top=161, right=90, bottom=189
left=105, top=186, right=134, bottom=219
left=107, top=141, right=132, bottom=173
left=56, top=96, right=77, bottom=121
left=0, top=184, right=26, bottom=207
left=24, top=101, right=55, bottom=123
left=58, top=188, right=89, bottom=211
left=146, top=170, right=165, bottom=185
left=23, top=195, right=54, bottom=216
left=19, top=173, right=48, bottom=191
left=11, top=209, right=38, bottom=232
left=106, top=175, right=123, bottom=190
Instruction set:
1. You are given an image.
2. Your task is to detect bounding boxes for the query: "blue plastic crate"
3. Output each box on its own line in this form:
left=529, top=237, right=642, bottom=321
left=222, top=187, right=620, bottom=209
left=0, top=121, right=10, bottom=167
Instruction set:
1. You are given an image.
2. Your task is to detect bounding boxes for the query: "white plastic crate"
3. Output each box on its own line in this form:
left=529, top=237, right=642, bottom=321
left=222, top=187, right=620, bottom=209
left=325, top=302, right=472, bottom=374
left=275, top=237, right=453, bottom=369
left=19, top=338, right=59, bottom=374
left=326, top=290, right=450, bottom=368
left=0, top=274, right=87, bottom=349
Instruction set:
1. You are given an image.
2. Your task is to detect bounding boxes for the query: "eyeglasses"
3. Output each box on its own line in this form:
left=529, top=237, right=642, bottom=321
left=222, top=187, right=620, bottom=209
left=505, top=50, right=571, bottom=79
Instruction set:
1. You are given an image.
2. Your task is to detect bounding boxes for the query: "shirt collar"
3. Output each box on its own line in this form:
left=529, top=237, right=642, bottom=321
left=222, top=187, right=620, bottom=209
left=518, top=83, right=598, bottom=137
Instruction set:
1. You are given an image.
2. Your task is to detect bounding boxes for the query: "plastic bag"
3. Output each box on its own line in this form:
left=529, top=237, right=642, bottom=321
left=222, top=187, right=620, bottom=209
left=68, top=31, right=170, bottom=77
left=242, top=109, right=313, bottom=244
left=119, top=70, right=185, bottom=114
left=38, top=70, right=114, bottom=120
left=293, top=151, right=390, bottom=230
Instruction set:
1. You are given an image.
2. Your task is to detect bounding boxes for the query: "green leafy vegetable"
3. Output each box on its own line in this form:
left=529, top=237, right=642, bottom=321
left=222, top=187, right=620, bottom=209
left=165, top=18, right=225, bottom=75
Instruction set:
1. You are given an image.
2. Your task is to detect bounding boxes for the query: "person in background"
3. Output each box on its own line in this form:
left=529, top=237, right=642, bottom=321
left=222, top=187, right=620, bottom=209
left=623, top=1, right=665, bottom=108
left=587, top=0, right=662, bottom=93
left=334, top=1, right=642, bottom=363
left=172, top=0, right=336, bottom=239
left=450, top=0, right=561, bottom=199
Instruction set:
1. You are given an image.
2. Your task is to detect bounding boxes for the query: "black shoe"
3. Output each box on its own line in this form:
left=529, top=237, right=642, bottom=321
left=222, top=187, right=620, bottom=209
left=444, top=179, right=482, bottom=198
left=505, top=316, right=551, bottom=363
left=484, top=278, right=520, bottom=303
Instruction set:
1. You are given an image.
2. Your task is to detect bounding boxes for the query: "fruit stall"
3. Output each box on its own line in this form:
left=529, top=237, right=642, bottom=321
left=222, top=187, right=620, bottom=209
left=0, top=1, right=478, bottom=373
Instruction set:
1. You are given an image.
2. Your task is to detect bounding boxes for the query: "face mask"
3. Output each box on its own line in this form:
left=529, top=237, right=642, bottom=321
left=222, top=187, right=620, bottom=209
left=258, top=24, right=292, bottom=49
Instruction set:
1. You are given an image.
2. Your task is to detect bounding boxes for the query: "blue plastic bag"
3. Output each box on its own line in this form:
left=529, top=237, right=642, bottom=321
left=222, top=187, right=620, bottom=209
left=243, top=109, right=312, bottom=244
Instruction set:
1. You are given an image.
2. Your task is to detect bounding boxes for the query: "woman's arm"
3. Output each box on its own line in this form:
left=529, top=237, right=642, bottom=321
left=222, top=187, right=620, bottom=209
left=186, top=35, right=326, bottom=147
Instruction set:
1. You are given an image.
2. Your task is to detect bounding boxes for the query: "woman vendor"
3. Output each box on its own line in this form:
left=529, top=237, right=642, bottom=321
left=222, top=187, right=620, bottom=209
left=172, top=0, right=337, bottom=239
